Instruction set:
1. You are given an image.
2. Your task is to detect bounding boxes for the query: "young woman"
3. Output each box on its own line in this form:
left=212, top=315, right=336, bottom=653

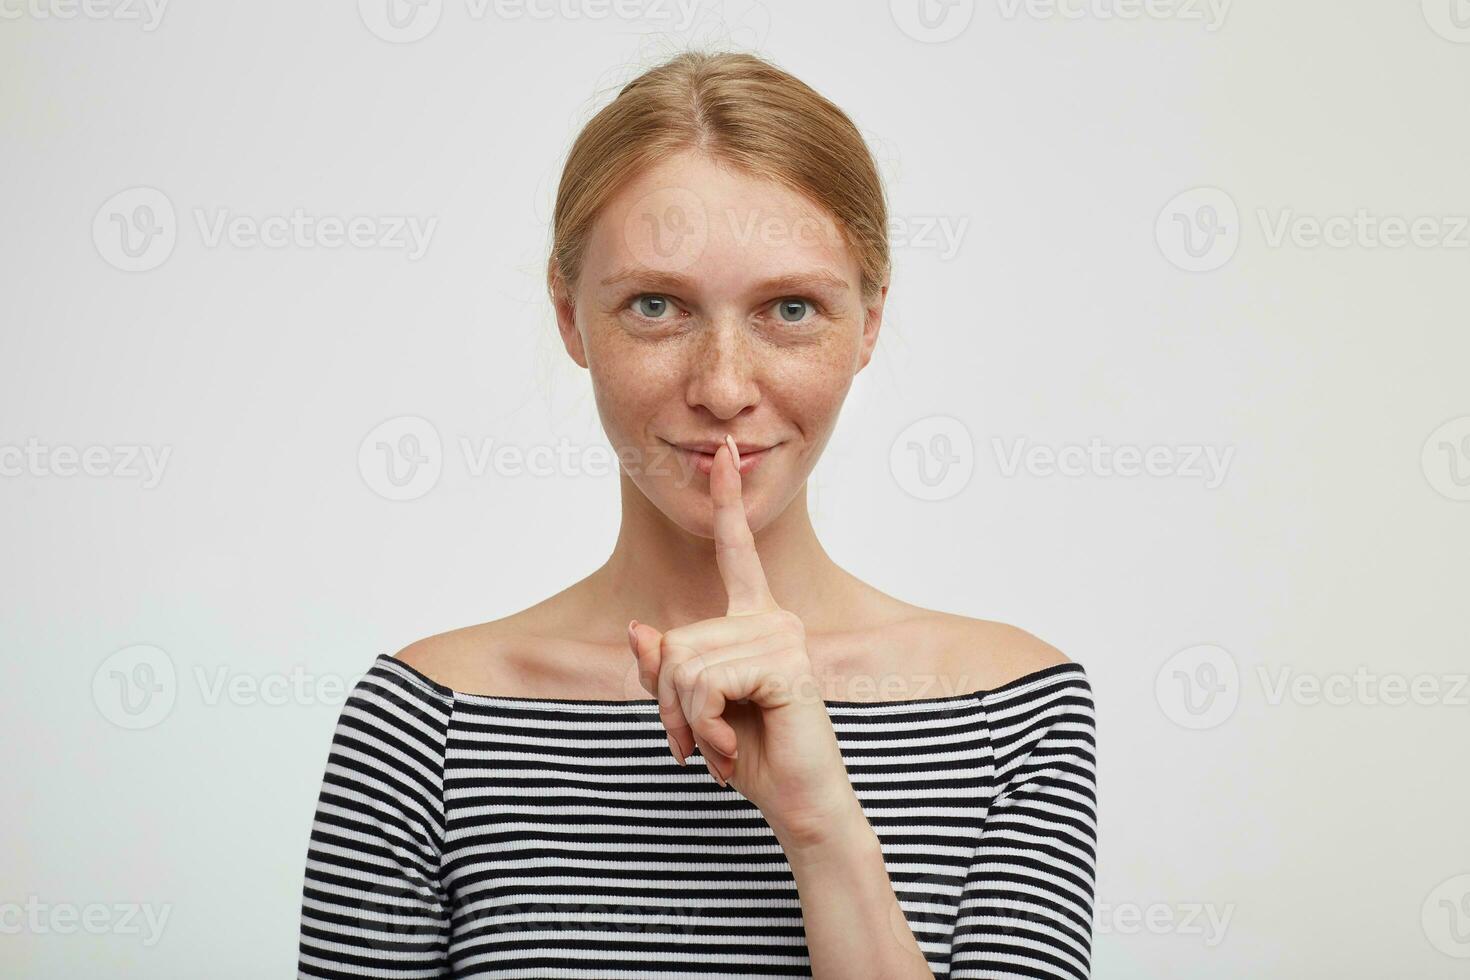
left=298, top=50, right=1098, bottom=979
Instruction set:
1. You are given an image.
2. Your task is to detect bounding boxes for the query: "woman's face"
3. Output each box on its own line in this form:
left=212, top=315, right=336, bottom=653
left=555, top=149, right=886, bottom=538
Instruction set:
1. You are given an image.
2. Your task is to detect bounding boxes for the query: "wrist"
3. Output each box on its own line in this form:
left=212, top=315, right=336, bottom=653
left=775, top=795, right=876, bottom=866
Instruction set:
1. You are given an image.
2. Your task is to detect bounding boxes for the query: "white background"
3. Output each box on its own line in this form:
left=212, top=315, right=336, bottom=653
left=3, top=0, right=1468, bottom=976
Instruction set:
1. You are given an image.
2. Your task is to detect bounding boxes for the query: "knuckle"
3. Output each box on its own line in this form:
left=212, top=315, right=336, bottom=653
left=659, top=640, right=694, bottom=672
left=733, top=659, right=763, bottom=686
left=670, top=658, right=702, bottom=690
left=774, top=609, right=805, bottom=637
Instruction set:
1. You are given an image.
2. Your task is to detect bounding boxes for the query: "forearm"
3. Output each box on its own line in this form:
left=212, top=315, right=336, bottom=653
left=779, top=803, right=935, bottom=980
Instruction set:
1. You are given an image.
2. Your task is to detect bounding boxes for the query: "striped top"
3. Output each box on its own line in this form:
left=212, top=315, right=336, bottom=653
left=298, top=653, right=1098, bottom=979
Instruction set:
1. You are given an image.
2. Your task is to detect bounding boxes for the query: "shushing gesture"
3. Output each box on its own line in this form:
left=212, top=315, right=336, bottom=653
left=626, top=435, right=862, bottom=848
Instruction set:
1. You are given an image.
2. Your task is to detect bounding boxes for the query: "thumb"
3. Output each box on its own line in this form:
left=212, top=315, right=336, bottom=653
left=629, top=619, right=695, bottom=766
left=627, top=619, right=663, bottom=697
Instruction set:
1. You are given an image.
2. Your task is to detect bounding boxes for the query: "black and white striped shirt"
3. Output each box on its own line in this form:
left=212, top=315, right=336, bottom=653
left=298, top=654, right=1098, bottom=978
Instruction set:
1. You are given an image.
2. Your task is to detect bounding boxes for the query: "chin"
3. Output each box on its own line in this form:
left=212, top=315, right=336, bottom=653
left=657, top=480, right=762, bottom=538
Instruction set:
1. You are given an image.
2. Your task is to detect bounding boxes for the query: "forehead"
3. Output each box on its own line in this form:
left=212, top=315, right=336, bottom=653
left=582, top=150, right=861, bottom=293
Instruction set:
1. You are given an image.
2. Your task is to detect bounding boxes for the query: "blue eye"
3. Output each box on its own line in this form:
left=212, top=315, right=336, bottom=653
left=633, top=294, right=672, bottom=318
left=775, top=298, right=813, bottom=323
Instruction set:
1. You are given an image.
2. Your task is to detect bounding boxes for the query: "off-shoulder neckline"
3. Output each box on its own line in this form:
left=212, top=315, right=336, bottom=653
left=374, top=653, right=1086, bottom=713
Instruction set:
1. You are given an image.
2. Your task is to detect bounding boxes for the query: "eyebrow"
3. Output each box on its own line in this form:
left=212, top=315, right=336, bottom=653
left=599, top=267, right=852, bottom=298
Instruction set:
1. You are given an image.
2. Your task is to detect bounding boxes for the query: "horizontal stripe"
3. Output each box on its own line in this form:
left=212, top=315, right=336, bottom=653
left=300, top=655, right=1097, bottom=978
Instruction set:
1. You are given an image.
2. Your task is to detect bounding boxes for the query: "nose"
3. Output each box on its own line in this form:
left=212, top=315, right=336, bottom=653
left=683, top=315, right=762, bottom=421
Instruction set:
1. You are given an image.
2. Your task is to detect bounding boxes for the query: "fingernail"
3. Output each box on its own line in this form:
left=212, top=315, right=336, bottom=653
left=667, top=733, right=683, bottom=765
left=708, top=761, right=725, bottom=787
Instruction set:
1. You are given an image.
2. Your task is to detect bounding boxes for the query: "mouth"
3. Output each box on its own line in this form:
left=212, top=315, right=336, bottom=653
left=665, top=439, right=780, bottom=477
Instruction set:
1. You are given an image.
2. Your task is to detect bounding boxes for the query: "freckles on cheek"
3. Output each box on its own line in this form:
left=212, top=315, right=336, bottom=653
left=585, top=318, right=645, bottom=380
left=587, top=329, right=683, bottom=428
left=766, top=353, right=854, bottom=428
left=777, top=334, right=858, bottom=390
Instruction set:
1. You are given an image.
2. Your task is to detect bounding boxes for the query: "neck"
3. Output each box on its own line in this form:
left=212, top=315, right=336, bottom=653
left=587, top=470, right=855, bottom=635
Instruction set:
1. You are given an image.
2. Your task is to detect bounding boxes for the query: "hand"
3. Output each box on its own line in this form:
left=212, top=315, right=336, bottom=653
left=626, top=435, right=862, bottom=847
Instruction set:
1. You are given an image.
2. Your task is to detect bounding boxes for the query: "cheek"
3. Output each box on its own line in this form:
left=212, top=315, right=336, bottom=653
left=584, top=323, right=674, bottom=434
left=763, top=338, right=859, bottom=429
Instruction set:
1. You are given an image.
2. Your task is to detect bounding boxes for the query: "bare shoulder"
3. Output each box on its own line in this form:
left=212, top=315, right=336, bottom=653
left=916, top=611, right=1072, bottom=694
left=392, top=620, right=519, bottom=693
left=390, top=599, right=625, bottom=698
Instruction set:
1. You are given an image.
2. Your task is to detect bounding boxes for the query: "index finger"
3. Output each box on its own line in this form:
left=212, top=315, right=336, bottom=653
left=712, top=435, right=778, bottom=616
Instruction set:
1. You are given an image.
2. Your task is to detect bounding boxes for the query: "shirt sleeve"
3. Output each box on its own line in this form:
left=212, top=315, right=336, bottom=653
left=946, top=664, right=1098, bottom=979
left=298, top=658, right=454, bottom=979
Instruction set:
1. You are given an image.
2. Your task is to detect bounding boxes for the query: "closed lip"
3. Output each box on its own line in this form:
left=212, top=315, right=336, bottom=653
left=669, top=440, right=778, bottom=454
